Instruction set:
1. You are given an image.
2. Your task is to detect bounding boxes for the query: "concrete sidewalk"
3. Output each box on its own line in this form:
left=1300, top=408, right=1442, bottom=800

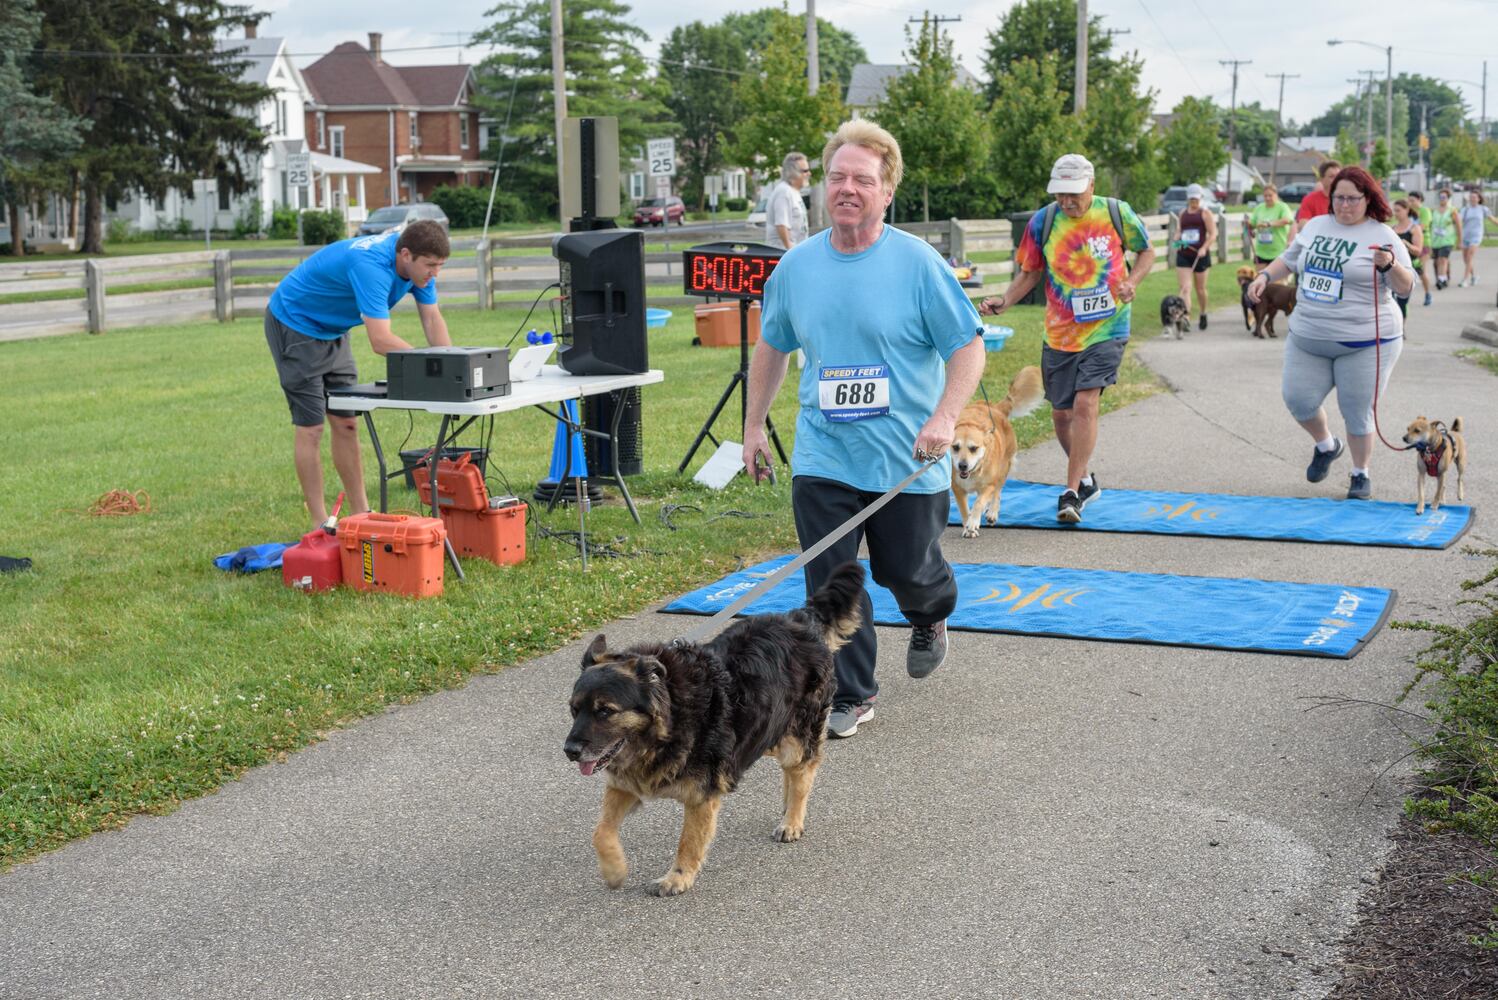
left=3, top=254, right=1496, bottom=1000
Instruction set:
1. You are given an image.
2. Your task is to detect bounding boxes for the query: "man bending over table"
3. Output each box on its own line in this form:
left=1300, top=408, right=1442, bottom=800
left=265, top=220, right=451, bottom=530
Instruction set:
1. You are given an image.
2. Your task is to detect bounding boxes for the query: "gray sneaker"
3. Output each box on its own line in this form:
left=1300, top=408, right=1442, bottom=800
left=907, top=620, right=949, bottom=678
left=828, top=698, right=875, bottom=739
left=1347, top=472, right=1372, bottom=500
left=1306, top=439, right=1345, bottom=483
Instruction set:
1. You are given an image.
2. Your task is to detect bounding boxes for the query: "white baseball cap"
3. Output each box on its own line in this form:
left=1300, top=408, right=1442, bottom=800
left=1185, top=183, right=1205, bottom=201
left=1047, top=154, right=1095, bottom=194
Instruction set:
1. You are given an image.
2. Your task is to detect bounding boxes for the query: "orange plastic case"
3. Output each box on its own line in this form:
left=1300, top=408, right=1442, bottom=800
left=337, top=512, right=446, bottom=597
left=442, top=502, right=526, bottom=565
left=694, top=302, right=761, bottom=348
left=411, top=453, right=490, bottom=512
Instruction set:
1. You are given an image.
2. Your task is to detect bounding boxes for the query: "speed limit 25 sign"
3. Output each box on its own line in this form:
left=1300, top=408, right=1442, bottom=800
left=647, top=138, right=675, bottom=177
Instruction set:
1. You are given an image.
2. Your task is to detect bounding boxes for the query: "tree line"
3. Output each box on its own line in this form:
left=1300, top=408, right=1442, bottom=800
left=6, top=0, right=1498, bottom=256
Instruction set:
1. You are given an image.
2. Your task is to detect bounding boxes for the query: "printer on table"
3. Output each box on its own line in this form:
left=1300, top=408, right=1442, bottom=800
left=386, top=347, right=510, bottom=402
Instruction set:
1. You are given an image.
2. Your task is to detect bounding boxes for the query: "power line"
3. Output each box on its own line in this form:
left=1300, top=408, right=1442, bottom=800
left=1133, top=0, right=1203, bottom=93
left=1189, top=0, right=1266, bottom=104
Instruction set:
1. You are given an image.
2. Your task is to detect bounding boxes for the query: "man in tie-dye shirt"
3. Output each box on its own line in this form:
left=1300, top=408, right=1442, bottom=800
left=980, top=153, right=1155, bottom=523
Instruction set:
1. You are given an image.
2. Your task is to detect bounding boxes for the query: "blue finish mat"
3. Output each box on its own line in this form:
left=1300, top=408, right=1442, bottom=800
left=948, top=481, right=1474, bottom=549
left=662, top=556, right=1396, bottom=659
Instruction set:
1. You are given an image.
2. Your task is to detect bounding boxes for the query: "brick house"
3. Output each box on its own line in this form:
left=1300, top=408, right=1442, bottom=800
left=301, top=33, right=492, bottom=212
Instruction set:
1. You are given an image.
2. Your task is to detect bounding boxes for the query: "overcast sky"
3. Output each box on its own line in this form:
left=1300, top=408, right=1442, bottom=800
left=252, top=0, right=1496, bottom=129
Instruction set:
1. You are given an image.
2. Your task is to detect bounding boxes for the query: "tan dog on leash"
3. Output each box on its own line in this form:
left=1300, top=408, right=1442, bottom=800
left=1402, top=416, right=1468, bottom=515
left=950, top=366, right=1045, bottom=538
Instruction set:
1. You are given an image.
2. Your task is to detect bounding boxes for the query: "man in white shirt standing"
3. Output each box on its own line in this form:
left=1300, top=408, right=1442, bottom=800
left=764, top=151, right=810, bottom=249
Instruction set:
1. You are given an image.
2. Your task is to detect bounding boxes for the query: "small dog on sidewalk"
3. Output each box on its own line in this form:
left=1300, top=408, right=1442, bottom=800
left=1402, top=416, right=1468, bottom=515
left=1237, top=265, right=1295, bottom=338
left=1159, top=295, right=1190, bottom=340
left=950, top=366, right=1045, bottom=537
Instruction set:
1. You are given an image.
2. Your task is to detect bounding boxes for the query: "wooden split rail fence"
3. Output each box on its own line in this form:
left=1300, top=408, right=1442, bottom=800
left=0, top=213, right=1246, bottom=343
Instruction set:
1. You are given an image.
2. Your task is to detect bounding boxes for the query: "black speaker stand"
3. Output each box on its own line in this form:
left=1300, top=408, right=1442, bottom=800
left=678, top=298, right=788, bottom=474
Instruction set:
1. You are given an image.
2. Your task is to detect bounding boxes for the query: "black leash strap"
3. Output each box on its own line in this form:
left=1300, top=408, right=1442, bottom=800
left=675, top=458, right=941, bottom=645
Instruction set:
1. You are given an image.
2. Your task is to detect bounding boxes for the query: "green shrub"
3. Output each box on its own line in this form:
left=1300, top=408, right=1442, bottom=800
left=232, top=198, right=264, bottom=238
left=1397, top=549, right=1498, bottom=947
left=725, top=196, right=748, bottom=212
left=174, top=215, right=192, bottom=237
left=106, top=218, right=135, bottom=244
left=428, top=185, right=534, bottom=228
left=298, top=209, right=345, bottom=245
left=268, top=206, right=298, bottom=239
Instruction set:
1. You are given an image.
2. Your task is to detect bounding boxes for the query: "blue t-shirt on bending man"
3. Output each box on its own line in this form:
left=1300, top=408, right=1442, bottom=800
left=760, top=225, right=983, bottom=496
left=269, top=229, right=438, bottom=340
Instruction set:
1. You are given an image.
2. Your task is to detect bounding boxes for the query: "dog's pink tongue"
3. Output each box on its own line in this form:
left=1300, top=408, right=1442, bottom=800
left=579, top=759, right=597, bottom=776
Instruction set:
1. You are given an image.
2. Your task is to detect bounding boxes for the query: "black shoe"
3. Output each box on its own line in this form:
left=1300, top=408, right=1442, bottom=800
left=1306, top=439, right=1345, bottom=483
left=1057, top=490, right=1082, bottom=523
left=1076, top=476, right=1102, bottom=510
left=1198, top=314, right=1208, bottom=330
left=1346, top=472, right=1372, bottom=500
left=906, top=621, right=949, bottom=679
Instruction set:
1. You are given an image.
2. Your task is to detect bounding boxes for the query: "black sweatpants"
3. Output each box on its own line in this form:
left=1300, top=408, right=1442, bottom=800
left=791, top=476, right=958, bottom=705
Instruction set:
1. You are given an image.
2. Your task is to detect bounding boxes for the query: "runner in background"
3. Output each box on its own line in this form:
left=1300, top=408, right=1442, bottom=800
left=1406, top=191, right=1434, bottom=305
left=1457, top=188, right=1492, bottom=287
left=1296, top=160, right=1340, bottom=223
left=1428, top=189, right=1461, bottom=290
left=1390, top=198, right=1423, bottom=318
left=1247, top=184, right=1296, bottom=271
left=1174, top=184, right=1217, bottom=330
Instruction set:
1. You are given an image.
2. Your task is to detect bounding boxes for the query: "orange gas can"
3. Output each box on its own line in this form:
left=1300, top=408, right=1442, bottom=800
left=442, top=501, right=527, bottom=565
left=338, top=512, right=446, bottom=598
left=411, top=453, right=490, bottom=512
left=282, top=529, right=343, bottom=592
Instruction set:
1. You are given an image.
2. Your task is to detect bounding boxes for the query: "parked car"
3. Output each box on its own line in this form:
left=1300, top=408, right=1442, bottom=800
left=632, top=196, right=685, bottom=227
left=1275, top=182, right=1317, bottom=204
left=1159, top=185, right=1224, bottom=216
left=355, top=202, right=450, bottom=237
left=747, top=194, right=768, bottom=226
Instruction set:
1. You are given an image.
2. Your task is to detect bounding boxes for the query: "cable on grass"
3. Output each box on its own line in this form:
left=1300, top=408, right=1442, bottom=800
left=86, top=490, right=152, bottom=516
left=536, top=526, right=633, bottom=559
left=658, top=504, right=768, bottom=531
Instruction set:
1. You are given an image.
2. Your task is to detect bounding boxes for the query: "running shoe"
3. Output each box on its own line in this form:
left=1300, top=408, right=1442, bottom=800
left=1057, top=490, right=1083, bottom=523
left=907, top=621, right=949, bottom=679
left=1306, top=438, right=1345, bottom=483
left=1347, top=473, right=1372, bottom=500
left=827, top=698, right=875, bottom=738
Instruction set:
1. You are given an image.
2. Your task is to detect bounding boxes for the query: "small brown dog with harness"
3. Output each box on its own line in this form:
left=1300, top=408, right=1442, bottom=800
left=1402, top=416, right=1467, bottom=515
left=1236, top=264, right=1296, bottom=338
left=950, top=366, right=1045, bottom=537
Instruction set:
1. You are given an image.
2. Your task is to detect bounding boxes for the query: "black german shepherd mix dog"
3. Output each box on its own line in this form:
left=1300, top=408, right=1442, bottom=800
left=565, top=562, right=865, bottom=897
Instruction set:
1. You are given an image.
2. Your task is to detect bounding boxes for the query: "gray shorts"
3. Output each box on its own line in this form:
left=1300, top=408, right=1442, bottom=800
left=1041, top=338, right=1127, bottom=410
left=1281, top=333, right=1402, bottom=437
left=264, top=310, right=358, bottom=427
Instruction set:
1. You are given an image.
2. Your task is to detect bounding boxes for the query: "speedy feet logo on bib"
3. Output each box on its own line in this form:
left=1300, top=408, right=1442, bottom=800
left=819, top=364, right=891, bottom=422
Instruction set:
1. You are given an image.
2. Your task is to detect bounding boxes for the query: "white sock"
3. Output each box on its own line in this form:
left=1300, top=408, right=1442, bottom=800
left=1315, top=437, right=1338, bottom=453
left=1080, top=474, right=1094, bottom=487
left=1351, top=467, right=1368, bottom=477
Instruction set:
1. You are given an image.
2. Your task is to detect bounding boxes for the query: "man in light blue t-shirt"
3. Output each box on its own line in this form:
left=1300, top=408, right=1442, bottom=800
left=743, top=120, right=986, bottom=739
left=266, top=220, right=451, bottom=530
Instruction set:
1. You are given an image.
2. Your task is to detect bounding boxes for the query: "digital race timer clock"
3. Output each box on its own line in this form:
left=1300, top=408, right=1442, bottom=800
left=681, top=241, right=784, bottom=301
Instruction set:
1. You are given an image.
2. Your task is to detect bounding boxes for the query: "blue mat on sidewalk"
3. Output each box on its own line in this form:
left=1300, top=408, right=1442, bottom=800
left=662, top=556, right=1395, bottom=659
left=948, top=480, right=1474, bottom=549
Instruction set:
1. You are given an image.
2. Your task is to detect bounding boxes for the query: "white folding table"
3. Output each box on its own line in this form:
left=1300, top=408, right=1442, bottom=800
left=331, top=366, right=664, bottom=572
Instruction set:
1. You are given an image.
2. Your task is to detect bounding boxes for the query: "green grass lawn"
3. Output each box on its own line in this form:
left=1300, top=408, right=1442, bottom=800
left=0, top=262, right=1205, bottom=868
left=1458, top=346, right=1498, bottom=376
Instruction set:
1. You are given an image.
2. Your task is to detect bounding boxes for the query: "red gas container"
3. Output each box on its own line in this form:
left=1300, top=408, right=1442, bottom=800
left=282, top=529, right=343, bottom=592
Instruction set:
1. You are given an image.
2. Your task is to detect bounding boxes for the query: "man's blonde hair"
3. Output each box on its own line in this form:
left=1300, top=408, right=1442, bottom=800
left=822, top=120, right=903, bottom=192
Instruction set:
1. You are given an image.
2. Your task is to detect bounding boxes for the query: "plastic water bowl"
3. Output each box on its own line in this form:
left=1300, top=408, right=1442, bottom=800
left=982, top=325, right=1014, bottom=352
left=646, top=308, right=672, bottom=329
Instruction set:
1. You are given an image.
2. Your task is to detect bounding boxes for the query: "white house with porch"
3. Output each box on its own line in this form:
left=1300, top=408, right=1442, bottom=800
left=107, top=29, right=379, bottom=235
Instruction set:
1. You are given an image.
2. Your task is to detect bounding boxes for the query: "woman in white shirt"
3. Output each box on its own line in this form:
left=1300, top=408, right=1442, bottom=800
left=1247, top=166, right=1414, bottom=501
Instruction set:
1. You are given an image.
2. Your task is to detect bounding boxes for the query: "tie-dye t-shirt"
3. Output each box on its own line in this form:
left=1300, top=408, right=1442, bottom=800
left=1016, top=197, right=1152, bottom=352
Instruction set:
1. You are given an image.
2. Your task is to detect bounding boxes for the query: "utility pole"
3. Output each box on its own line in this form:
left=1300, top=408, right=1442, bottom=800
left=550, top=0, right=567, bottom=226
left=1074, top=0, right=1088, bottom=114
left=1384, top=46, right=1393, bottom=176
left=1265, top=72, right=1300, bottom=185
left=1220, top=59, right=1251, bottom=202
left=1484, top=60, right=1489, bottom=140
left=1360, top=69, right=1380, bottom=165
left=806, top=0, right=819, bottom=96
